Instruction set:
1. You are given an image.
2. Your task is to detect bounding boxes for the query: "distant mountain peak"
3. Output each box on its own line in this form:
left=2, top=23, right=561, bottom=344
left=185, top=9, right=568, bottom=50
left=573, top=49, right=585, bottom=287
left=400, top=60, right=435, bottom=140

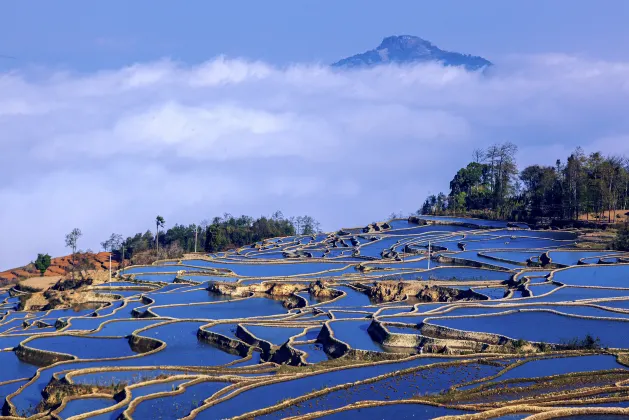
left=332, top=35, right=491, bottom=71
left=378, top=34, right=432, bottom=49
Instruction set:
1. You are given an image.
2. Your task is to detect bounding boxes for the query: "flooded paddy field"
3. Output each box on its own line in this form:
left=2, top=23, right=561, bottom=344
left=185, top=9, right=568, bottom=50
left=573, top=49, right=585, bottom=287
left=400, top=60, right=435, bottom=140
left=3, top=216, right=629, bottom=419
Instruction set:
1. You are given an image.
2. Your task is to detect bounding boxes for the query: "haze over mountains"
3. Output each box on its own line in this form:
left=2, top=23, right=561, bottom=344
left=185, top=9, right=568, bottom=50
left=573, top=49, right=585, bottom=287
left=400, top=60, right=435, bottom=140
left=332, top=35, right=492, bottom=70
left=3, top=25, right=629, bottom=272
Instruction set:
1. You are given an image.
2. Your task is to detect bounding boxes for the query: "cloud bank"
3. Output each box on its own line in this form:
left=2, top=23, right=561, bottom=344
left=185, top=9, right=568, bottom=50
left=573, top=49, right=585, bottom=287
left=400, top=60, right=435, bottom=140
left=2, top=55, right=629, bottom=269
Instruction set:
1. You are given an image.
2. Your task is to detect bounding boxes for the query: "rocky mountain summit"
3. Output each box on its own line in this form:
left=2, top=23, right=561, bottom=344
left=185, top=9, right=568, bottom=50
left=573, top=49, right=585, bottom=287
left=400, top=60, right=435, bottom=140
left=332, top=35, right=491, bottom=70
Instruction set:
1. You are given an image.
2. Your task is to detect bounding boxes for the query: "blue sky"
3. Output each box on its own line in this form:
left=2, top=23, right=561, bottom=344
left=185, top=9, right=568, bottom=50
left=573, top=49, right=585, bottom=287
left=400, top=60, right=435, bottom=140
left=1, top=1, right=629, bottom=269
left=2, top=0, right=629, bottom=70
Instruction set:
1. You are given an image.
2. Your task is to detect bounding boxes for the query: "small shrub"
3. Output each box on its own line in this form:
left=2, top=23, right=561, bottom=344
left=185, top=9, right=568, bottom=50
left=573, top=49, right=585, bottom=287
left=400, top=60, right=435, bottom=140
left=514, top=339, right=528, bottom=349
left=612, top=224, right=629, bottom=251
left=561, top=334, right=601, bottom=350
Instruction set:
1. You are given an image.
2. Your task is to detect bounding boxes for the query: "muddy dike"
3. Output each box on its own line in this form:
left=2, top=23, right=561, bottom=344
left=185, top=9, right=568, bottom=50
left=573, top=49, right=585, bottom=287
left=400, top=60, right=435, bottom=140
left=15, top=343, right=75, bottom=367
left=364, top=281, right=487, bottom=303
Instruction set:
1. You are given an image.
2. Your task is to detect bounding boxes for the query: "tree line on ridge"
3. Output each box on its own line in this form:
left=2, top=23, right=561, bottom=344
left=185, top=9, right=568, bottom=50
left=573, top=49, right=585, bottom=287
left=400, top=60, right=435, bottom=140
left=421, top=143, right=629, bottom=224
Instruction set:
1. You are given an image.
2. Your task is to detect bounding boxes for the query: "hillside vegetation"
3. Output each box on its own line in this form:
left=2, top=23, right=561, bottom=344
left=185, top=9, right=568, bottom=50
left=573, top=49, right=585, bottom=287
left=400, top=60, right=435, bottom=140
left=422, top=144, right=629, bottom=225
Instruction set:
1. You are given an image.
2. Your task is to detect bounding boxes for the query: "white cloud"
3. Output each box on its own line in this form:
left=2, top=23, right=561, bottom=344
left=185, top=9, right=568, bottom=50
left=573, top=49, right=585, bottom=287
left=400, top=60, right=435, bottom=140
left=1, top=56, right=629, bottom=269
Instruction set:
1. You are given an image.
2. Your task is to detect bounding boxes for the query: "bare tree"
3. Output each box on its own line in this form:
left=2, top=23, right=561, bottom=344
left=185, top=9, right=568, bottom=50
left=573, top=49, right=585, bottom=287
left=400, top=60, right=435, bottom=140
left=101, top=233, right=123, bottom=272
left=472, top=148, right=485, bottom=164
left=294, top=216, right=303, bottom=235
left=65, top=228, right=82, bottom=281
left=101, top=233, right=123, bottom=253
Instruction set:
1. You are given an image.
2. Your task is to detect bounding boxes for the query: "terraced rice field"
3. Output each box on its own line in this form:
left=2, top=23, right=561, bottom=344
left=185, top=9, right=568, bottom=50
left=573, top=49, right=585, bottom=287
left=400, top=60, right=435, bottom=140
left=2, top=216, right=629, bottom=419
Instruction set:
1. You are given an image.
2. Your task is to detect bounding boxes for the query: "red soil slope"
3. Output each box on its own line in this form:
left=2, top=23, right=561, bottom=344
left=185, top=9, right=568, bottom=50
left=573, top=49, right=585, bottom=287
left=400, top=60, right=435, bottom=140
left=0, top=252, right=122, bottom=285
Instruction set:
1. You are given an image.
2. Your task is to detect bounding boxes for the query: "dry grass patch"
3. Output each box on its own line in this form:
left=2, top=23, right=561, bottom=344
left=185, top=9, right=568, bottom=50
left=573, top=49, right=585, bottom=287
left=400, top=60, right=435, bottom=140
left=19, top=276, right=62, bottom=291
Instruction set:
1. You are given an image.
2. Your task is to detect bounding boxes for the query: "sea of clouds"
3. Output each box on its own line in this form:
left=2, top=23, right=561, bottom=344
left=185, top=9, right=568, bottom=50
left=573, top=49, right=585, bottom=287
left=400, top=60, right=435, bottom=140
left=1, top=55, right=629, bottom=268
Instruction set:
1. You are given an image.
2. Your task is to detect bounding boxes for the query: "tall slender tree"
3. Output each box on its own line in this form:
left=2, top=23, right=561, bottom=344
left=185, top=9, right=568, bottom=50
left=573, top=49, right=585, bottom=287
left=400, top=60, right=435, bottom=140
left=155, top=216, right=165, bottom=251
left=65, top=228, right=82, bottom=280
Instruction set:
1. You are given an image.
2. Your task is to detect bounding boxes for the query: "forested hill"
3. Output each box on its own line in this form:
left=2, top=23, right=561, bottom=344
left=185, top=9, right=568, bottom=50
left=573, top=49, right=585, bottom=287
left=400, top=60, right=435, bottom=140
left=422, top=143, right=629, bottom=224
left=2, top=212, right=322, bottom=285
left=117, top=212, right=320, bottom=264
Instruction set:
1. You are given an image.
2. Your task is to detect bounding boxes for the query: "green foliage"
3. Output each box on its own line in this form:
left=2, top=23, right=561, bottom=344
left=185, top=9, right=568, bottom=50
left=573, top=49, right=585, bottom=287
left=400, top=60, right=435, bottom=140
left=513, top=339, right=528, bottom=349
left=449, top=161, right=492, bottom=211
left=612, top=224, right=629, bottom=251
left=119, top=211, right=319, bottom=258
left=421, top=192, right=448, bottom=215
left=561, top=334, right=601, bottom=350
left=155, top=215, right=166, bottom=250
left=121, top=230, right=154, bottom=257
left=293, top=215, right=321, bottom=235
left=538, top=342, right=552, bottom=352
left=519, top=164, right=562, bottom=218
left=204, top=223, right=229, bottom=253
left=421, top=144, right=629, bottom=223
left=203, top=212, right=297, bottom=253
left=34, top=253, right=51, bottom=276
